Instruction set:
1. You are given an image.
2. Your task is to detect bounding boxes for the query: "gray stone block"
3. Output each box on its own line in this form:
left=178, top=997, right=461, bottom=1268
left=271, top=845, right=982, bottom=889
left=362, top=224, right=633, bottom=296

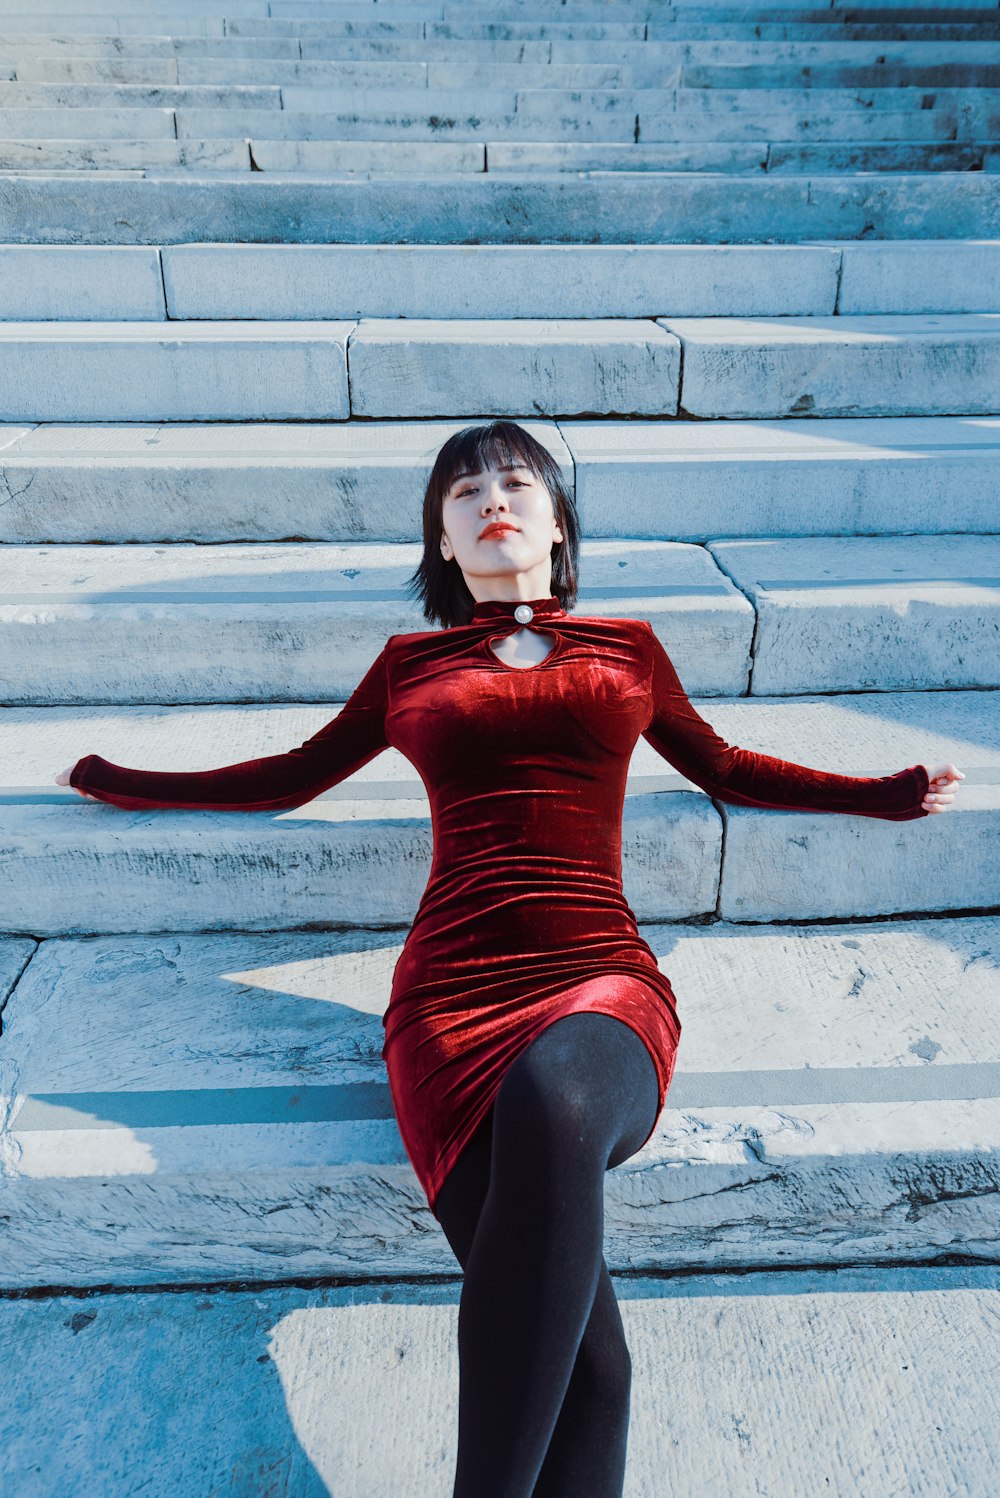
left=0, top=926, right=997, bottom=1290
left=709, top=534, right=1000, bottom=693
left=486, top=140, right=768, bottom=171
left=0, top=82, right=282, bottom=108
left=177, top=56, right=429, bottom=85
left=347, top=317, right=681, bottom=418
left=836, top=240, right=1000, bottom=313
left=660, top=313, right=1000, bottom=418
left=3, top=174, right=997, bottom=245
left=0, top=537, right=751, bottom=702
left=246, top=138, right=485, bottom=172
left=0, top=322, right=353, bottom=421
left=1, top=1267, right=1000, bottom=1494
left=765, top=142, right=995, bottom=174
left=161, top=244, right=839, bottom=319
left=13, top=57, right=180, bottom=83
left=0, top=418, right=570, bottom=543
left=0, top=247, right=165, bottom=318
left=0, top=107, right=176, bottom=140
left=562, top=416, right=1000, bottom=540
left=0, top=138, right=250, bottom=170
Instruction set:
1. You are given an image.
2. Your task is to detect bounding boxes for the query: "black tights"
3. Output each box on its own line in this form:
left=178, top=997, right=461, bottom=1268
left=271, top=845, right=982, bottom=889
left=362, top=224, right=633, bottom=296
left=432, top=1011, right=661, bottom=1498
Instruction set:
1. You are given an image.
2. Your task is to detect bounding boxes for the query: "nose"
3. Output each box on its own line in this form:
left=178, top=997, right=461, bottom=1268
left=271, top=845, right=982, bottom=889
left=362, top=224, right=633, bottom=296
left=483, top=484, right=510, bottom=515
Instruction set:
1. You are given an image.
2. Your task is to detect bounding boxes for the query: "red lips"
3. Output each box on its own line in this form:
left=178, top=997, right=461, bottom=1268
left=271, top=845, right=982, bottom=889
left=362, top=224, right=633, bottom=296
left=480, top=522, right=519, bottom=539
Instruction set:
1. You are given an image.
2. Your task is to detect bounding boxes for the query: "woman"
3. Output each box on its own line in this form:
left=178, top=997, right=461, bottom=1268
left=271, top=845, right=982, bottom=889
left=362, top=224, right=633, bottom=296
left=57, top=420, right=963, bottom=1498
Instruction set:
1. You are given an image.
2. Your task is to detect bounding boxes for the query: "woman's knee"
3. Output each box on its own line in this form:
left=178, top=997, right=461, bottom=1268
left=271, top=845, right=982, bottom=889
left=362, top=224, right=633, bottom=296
left=493, top=1014, right=658, bottom=1168
left=493, top=1026, right=604, bottom=1157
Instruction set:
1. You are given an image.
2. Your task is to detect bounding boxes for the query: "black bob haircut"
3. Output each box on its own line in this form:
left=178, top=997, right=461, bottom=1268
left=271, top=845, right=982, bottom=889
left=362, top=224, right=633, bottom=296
left=405, top=420, right=581, bottom=630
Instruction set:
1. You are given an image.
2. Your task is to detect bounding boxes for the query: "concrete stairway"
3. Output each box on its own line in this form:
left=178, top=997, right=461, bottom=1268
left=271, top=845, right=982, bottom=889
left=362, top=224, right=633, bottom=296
left=1, top=2, right=999, bottom=1494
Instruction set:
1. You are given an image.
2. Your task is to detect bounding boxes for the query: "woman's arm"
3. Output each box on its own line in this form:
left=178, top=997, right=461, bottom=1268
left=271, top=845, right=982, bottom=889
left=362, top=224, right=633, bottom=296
left=639, top=623, right=931, bottom=822
left=61, top=643, right=391, bottom=812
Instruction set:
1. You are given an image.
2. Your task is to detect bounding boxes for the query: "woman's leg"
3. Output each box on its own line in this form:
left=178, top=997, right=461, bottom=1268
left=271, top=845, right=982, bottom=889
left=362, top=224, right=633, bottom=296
left=434, top=1011, right=660, bottom=1498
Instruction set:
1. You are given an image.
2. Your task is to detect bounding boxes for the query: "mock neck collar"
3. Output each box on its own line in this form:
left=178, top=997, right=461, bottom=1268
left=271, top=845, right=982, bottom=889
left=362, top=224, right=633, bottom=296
left=470, top=593, right=567, bottom=622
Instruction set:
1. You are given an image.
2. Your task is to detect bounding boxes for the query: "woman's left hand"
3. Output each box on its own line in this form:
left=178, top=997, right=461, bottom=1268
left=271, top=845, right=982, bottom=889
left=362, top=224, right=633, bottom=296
left=919, top=763, right=965, bottom=814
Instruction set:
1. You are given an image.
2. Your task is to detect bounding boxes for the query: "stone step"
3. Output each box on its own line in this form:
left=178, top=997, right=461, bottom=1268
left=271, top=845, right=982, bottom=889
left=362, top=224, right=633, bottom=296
left=0, top=320, right=354, bottom=420
left=170, top=104, right=999, bottom=143
left=2, top=1264, right=998, bottom=1493
left=2, top=135, right=998, bottom=184
left=9, top=312, right=998, bottom=421
left=0, top=538, right=754, bottom=703
left=0, top=16, right=230, bottom=35
left=1, top=415, right=998, bottom=544
left=4, top=27, right=991, bottom=65
left=487, top=139, right=1000, bottom=171
left=4, top=533, right=997, bottom=703
left=1, top=917, right=998, bottom=1285
left=0, top=82, right=282, bottom=106
left=658, top=312, right=1000, bottom=418
left=0, top=317, right=681, bottom=421
left=281, top=80, right=1000, bottom=118
left=3, top=172, right=996, bottom=243
left=0, top=136, right=252, bottom=169
left=6, top=104, right=986, bottom=150
left=708, top=533, right=1000, bottom=694
left=7, top=38, right=999, bottom=70
left=2, top=688, right=993, bottom=933
left=9, top=54, right=1000, bottom=89
left=680, top=61, right=1000, bottom=87
left=0, top=107, right=177, bottom=138
left=149, top=242, right=1000, bottom=317
left=0, top=34, right=306, bottom=57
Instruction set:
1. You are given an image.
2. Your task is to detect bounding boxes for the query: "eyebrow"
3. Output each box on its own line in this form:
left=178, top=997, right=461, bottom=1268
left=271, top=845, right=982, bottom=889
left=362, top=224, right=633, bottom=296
left=450, top=464, right=531, bottom=486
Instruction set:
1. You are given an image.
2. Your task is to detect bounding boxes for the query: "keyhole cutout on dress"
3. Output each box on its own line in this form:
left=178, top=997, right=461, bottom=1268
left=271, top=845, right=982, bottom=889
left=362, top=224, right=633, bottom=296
left=488, top=627, right=558, bottom=670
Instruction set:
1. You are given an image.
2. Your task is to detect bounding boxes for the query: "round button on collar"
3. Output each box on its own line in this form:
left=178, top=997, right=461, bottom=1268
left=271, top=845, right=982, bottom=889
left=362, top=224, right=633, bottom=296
left=514, top=604, right=534, bottom=624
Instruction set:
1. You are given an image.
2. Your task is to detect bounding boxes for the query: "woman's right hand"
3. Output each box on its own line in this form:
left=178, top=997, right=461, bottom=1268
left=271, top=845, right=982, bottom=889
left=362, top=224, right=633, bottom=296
left=55, top=764, right=101, bottom=801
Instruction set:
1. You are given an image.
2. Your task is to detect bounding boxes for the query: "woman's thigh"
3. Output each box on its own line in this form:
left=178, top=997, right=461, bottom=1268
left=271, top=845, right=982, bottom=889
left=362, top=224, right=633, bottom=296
left=434, top=1012, right=659, bottom=1263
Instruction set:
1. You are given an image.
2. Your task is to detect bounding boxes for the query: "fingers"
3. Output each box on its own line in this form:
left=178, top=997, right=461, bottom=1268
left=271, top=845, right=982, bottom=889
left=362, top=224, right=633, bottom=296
left=921, top=763, right=965, bottom=814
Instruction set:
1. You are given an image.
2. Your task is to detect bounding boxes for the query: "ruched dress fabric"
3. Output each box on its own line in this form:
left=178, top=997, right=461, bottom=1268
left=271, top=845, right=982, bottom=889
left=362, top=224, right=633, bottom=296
left=70, top=593, right=931, bottom=1214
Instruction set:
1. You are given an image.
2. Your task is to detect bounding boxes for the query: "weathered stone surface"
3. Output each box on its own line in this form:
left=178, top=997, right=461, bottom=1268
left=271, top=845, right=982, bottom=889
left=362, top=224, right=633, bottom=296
left=162, top=243, right=839, bottom=318
left=0, top=246, right=164, bottom=318
left=348, top=317, right=681, bottom=417
left=0, top=106, right=177, bottom=139
left=661, top=314, right=1000, bottom=418
left=0, top=787, right=722, bottom=936
left=0, top=416, right=565, bottom=539
left=0, top=537, right=752, bottom=701
left=0, top=418, right=569, bottom=542
left=2, top=685, right=992, bottom=931
left=247, top=137, right=484, bottom=172
left=1, top=919, right=998, bottom=1284
left=3, top=1268, right=998, bottom=1494
left=0, top=137, right=249, bottom=170
left=709, top=534, right=1000, bottom=693
left=720, top=781, right=999, bottom=921
left=563, top=416, right=1000, bottom=540
left=3, top=416, right=999, bottom=544
left=0, top=320, right=353, bottom=420
left=2, top=173, right=997, bottom=245
left=836, top=239, right=1000, bottom=313
left=486, top=139, right=768, bottom=170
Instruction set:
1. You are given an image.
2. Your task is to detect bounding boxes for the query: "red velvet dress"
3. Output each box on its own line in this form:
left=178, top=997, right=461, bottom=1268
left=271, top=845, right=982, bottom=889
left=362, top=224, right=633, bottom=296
left=69, top=593, right=930, bottom=1214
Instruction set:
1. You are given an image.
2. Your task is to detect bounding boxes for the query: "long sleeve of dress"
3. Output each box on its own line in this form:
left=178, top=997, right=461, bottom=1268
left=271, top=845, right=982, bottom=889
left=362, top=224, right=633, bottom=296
left=640, top=623, right=930, bottom=822
left=68, top=643, right=391, bottom=812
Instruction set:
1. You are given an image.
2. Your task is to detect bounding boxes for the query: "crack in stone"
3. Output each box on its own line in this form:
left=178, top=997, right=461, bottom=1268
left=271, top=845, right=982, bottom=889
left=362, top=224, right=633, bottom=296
left=0, top=468, right=36, bottom=510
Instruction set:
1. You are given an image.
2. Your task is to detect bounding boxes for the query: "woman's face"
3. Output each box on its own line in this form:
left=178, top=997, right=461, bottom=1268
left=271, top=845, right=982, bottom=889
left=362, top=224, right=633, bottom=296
left=439, top=461, right=564, bottom=600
